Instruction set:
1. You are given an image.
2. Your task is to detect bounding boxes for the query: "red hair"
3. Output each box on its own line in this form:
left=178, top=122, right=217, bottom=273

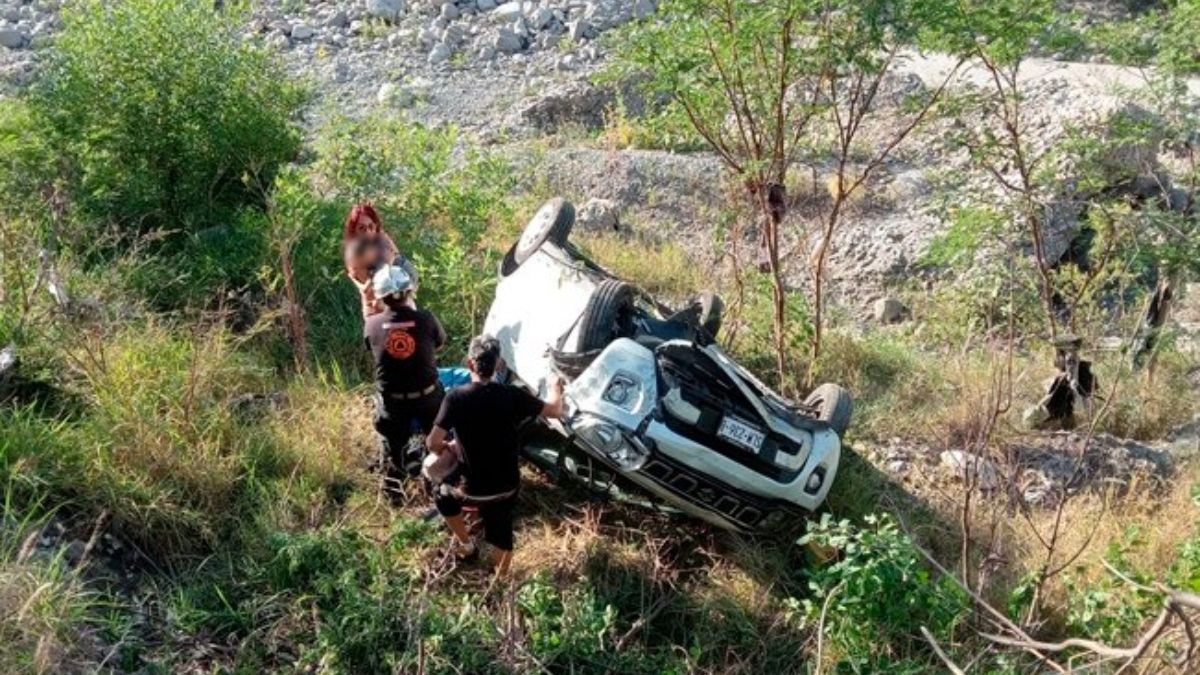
left=343, top=203, right=382, bottom=242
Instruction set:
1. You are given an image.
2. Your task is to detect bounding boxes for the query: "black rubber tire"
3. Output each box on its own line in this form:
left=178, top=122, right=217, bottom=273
left=805, top=383, right=853, bottom=436
left=513, top=197, right=575, bottom=266
left=577, top=280, right=637, bottom=352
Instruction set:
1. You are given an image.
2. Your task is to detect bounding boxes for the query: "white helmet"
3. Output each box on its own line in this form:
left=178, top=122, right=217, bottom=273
left=372, top=264, right=414, bottom=299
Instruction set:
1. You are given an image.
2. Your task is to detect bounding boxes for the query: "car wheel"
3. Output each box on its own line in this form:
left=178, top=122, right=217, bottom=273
left=514, top=197, right=575, bottom=265
left=805, top=383, right=853, bottom=436
left=578, top=279, right=637, bottom=352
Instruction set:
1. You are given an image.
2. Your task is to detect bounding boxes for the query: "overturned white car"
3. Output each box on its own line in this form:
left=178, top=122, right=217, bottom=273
left=483, top=198, right=852, bottom=532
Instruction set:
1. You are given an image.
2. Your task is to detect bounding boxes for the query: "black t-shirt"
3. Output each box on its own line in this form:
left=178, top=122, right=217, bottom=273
left=364, top=306, right=446, bottom=395
left=433, top=381, right=545, bottom=495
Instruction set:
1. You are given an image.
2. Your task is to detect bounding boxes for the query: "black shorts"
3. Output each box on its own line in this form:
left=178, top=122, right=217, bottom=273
left=434, top=488, right=517, bottom=552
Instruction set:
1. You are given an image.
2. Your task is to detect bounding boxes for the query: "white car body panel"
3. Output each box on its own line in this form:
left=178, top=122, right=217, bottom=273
left=484, top=243, right=597, bottom=398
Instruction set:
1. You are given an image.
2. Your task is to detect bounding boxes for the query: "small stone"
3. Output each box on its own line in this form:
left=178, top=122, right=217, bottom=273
left=477, top=0, right=496, bottom=9
left=939, top=450, right=1000, bottom=491
left=428, top=42, right=452, bottom=64
left=0, top=344, right=14, bottom=377
left=493, top=27, right=523, bottom=53
left=65, top=540, right=87, bottom=566
left=377, top=82, right=405, bottom=106
left=577, top=198, right=619, bottom=231
left=529, top=5, right=554, bottom=29
left=325, top=11, right=348, bottom=28
left=494, top=1, right=524, bottom=20
left=873, top=297, right=906, bottom=324
left=440, top=3, right=459, bottom=20
left=441, top=24, right=465, bottom=44
left=1022, top=404, right=1051, bottom=429
left=366, top=0, right=406, bottom=22
left=290, top=24, right=314, bottom=40
left=566, top=18, right=587, bottom=41
left=1168, top=187, right=1191, bottom=213
left=632, top=0, right=656, bottom=19
left=0, top=28, right=27, bottom=49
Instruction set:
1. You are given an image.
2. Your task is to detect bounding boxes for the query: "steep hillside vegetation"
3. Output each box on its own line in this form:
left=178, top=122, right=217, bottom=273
left=1, top=0, right=1199, bottom=673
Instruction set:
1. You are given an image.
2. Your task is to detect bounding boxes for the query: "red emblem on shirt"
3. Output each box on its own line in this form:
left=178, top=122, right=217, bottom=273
left=385, top=329, right=416, bottom=359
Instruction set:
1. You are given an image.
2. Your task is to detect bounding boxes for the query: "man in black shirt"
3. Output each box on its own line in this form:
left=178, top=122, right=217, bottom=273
left=425, top=335, right=563, bottom=575
left=365, top=265, right=446, bottom=501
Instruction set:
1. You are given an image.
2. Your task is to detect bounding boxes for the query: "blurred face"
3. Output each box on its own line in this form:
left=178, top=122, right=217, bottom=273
left=358, top=218, right=379, bottom=237
left=354, top=240, right=381, bottom=269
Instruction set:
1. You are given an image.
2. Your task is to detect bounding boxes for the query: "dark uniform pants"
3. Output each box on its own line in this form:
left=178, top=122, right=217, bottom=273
left=374, top=386, right=443, bottom=494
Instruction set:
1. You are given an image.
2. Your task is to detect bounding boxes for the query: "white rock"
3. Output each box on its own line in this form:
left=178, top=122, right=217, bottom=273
left=939, top=451, right=1001, bottom=491
left=290, top=24, right=314, bottom=40
left=366, top=0, right=406, bottom=21
left=440, top=3, right=459, bottom=20
left=577, top=198, right=620, bottom=231
left=494, top=1, right=524, bottom=20
left=377, top=82, right=415, bottom=107
left=428, top=42, right=452, bottom=64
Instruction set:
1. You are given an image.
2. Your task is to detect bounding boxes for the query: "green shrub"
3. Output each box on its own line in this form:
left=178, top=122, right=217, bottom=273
left=31, top=0, right=304, bottom=236
left=797, top=514, right=970, bottom=669
left=293, top=115, right=516, bottom=366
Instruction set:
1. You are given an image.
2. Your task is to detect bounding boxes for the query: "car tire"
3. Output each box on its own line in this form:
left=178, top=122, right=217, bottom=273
left=514, top=197, right=575, bottom=265
left=578, top=279, right=636, bottom=352
left=805, top=383, right=853, bottom=436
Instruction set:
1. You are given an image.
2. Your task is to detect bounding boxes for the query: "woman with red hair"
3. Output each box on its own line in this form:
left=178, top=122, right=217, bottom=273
left=343, top=203, right=416, bottom=318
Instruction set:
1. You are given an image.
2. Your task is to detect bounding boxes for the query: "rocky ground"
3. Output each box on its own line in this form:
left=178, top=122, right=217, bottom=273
left=3, top=0, right=1198, bottom=315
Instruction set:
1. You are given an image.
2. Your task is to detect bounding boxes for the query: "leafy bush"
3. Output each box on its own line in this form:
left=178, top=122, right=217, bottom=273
left=294, top=115, right=516, bottom=366
left=797, top=514, right=970, bottom=669
left=31, top=0, right=304, bottom=235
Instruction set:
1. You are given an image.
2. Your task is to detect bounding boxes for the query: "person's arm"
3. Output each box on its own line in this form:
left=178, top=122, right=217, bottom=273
left=426, top=425, right=451, bottom=455
left=426, top=395, right=455, bottom=454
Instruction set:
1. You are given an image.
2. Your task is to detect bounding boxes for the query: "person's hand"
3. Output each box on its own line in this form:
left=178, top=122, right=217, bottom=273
left=549, top=373, right=565, bottom=395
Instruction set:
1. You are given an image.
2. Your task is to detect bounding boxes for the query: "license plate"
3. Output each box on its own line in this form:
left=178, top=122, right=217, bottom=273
left=717, top=416, right=765, bottom=453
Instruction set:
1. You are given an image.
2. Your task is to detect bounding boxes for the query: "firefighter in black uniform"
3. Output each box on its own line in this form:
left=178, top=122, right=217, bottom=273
left=364, top=264, right=446, bottom=501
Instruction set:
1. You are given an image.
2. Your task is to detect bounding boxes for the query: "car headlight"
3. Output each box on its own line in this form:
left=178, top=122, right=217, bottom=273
left=573, top=414, right=648, bottom=471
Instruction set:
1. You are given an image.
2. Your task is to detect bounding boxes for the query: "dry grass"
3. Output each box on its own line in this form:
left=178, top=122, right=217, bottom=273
left=574, top=229, right=711, bottom=303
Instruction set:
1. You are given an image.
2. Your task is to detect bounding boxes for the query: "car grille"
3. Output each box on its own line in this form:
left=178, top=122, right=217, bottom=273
left=639, top=452, right=793, bottom=530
